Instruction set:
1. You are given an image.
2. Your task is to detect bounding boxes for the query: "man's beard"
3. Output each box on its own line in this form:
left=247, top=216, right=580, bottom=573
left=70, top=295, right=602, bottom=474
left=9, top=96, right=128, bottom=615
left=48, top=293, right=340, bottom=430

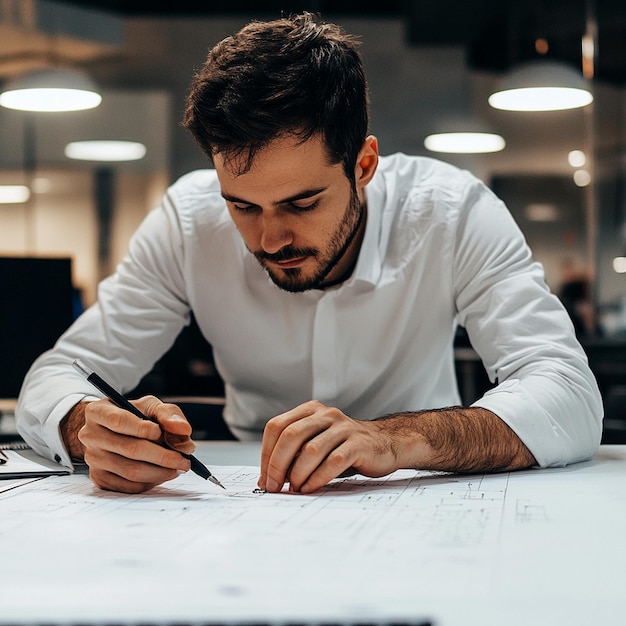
left=253, top=189, right=364, bottom=293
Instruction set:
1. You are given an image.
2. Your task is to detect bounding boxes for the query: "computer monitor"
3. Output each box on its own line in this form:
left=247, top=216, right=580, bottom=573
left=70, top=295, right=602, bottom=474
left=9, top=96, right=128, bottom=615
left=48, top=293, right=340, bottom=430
left=0, top=257, right=74, bottom=399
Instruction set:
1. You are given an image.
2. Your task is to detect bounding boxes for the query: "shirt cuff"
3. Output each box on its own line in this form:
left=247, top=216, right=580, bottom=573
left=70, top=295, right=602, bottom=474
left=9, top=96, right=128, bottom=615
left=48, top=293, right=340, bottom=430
left=43, top=393, right=100, bottom=469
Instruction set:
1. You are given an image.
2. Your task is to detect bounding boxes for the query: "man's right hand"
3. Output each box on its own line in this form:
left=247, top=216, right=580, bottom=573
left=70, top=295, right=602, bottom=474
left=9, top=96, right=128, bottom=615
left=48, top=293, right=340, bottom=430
left=60, top=396, right=194, bottom=494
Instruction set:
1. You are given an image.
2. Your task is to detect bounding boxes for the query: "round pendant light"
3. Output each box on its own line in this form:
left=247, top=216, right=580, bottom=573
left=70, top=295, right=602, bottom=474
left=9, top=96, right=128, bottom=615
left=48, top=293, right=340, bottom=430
left=488, top=60, right=593, bottom=112
left=0, top=68, right=102, bottom=112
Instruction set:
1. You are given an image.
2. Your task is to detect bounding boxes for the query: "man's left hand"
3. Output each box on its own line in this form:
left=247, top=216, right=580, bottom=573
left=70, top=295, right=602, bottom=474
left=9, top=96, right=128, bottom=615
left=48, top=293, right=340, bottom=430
left=258, top=400, right=405, bottom=493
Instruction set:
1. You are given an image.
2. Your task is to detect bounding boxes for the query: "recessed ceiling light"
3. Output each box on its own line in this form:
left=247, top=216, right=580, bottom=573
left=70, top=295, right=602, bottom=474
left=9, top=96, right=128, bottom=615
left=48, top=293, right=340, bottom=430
left=613, top=257, right=626, bottom=274
left=568, top=150, right=586, bottom=167
left=573, top=169, right=591, bottom=187
left=0, top=185, right=30, bottom=204
left=424, top=132, right=505, bottom=154
left=524, top=203, right=560, bottom=222
left=31, top=177, right=52, bottom=193
left=65, top=140, right=146, bottom=162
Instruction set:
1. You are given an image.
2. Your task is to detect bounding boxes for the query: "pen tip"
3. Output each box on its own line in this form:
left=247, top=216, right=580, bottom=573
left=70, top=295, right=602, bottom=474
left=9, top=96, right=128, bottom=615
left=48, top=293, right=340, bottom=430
left=210, top=476, right=226, bottom=489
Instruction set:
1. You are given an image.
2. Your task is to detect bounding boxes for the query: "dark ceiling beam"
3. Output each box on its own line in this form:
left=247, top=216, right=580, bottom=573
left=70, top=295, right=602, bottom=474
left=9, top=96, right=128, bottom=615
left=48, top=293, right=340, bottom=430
left=56, top=0, right=402, bottom=17
left=48, top=0, right=626, bottom=85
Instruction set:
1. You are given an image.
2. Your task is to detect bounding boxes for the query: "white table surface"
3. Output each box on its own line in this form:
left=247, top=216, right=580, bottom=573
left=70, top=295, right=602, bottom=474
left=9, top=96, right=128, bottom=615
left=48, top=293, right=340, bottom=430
left=0, top=443, right=624, bottom=626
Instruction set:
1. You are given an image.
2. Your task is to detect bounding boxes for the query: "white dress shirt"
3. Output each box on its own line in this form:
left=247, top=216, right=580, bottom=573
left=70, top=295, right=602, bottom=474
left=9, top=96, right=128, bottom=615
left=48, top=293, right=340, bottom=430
left=16, top=154, right=603, bottom=469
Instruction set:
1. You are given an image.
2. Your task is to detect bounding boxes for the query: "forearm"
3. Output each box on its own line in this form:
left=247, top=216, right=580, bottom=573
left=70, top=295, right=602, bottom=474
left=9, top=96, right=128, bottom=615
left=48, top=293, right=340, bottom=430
left=60, top=402, right=88, bottom=461
left=378, top=406, right=536, bottom=473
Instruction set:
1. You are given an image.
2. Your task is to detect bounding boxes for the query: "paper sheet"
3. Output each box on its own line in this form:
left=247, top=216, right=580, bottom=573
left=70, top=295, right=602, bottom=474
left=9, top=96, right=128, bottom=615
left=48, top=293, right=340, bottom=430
left=1, top=453, right=625, bottom=626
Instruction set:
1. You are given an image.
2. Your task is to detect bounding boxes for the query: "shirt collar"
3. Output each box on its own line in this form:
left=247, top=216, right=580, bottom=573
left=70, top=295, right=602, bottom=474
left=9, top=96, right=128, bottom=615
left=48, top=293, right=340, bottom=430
left=343, top=166, right=387, bottom=289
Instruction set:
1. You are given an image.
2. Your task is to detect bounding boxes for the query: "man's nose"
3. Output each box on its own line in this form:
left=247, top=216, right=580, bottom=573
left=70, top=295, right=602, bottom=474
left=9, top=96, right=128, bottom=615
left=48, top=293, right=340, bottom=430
left=260, top=213, right=292, bottom=253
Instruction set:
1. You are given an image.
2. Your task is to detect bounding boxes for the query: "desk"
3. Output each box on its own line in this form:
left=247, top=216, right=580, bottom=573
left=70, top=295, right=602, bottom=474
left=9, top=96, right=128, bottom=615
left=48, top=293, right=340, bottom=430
left=1, top=443, right=625, bottom=626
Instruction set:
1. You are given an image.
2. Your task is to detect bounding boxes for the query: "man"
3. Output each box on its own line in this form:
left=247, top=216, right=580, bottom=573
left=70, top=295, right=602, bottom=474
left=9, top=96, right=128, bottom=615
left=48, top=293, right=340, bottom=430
left=16, top=13, right=602, bottom=494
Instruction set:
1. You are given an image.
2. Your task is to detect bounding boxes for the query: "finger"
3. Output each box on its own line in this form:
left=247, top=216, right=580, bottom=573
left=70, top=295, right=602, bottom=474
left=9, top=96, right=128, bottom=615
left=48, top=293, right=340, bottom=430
left=80, top=421, right=190, bottom=472
left=86, top=400, right=162, bottom=442
left=88, top=459, right=180, bottom=494
left=298, top=440, right=358, bottom=494
left=259, top=403, right=312, bottom=467
left=263, top=412, right=334, bottom=493
left=135, top=398, right=193, bottom=436
left=157, top=407, right=195, bottom=454
left=160, top=412, right=193, bottom=436
left=297, top=419, right=395, bottom=493
left=259, top=401, right=329, bottom=489
left=162, top=429, right=196, bottom=455
left=134, top=398, right=196, bottom=454
left=91, top=396, right=195, bottom=455
left=286, top=426, right=349, bottom=492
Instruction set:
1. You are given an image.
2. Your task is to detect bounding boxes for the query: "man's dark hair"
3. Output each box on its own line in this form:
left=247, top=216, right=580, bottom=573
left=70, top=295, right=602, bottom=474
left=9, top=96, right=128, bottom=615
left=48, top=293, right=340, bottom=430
left=182, top=12, right=369, bottom=185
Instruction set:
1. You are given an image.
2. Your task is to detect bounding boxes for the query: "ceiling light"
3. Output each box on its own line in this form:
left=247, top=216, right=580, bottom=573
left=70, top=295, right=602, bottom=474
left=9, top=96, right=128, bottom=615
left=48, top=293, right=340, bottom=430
left=535, top=38, right=549, bottom=55
left=31, top=177, right=52, bottom=194
left=424, top=132, right=505, bottom=154
left=568, top=150, right=586, bottom=167
left=0, top=68, right=102, bottom=112
left=65, top=140, right=146, bottom=162
left=573, top=169, right=591, bottom=187
left=488, top=60, right=593, bottom=112
left=524, top=203, right=560, bottom=222
left=0, top=185, right=30, bottom=204
left=613, top=257, right=626, bottom=274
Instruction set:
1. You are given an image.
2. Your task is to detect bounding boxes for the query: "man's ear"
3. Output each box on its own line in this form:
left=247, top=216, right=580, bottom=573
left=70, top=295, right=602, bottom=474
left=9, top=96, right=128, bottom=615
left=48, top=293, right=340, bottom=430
left=355, top=135, right=379, bottom=188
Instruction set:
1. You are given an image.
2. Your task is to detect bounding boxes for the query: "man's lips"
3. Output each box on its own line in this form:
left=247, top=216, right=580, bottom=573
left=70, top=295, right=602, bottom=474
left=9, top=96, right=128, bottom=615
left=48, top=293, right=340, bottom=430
left=273, top=256, right=308, bottom=269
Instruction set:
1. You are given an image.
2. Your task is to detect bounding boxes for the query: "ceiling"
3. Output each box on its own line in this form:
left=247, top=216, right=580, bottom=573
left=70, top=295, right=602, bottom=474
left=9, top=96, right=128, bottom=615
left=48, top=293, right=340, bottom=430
left=1, top=0, right=624, bottom=182
left=1, top=1, right=625, bottom=90
left=1, top=0, right=624, bottom=299
left=55, top=0, right=626, bottom=86
left=1, top=0, right=625, bottom=176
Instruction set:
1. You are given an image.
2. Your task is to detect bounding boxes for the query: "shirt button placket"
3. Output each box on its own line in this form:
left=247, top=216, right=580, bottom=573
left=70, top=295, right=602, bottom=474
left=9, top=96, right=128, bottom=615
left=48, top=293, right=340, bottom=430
left=311, top=292, right=338, bottom=403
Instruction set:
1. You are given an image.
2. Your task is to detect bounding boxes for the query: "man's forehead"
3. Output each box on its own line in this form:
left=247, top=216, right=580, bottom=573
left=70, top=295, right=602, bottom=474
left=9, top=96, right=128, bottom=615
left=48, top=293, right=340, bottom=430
left=214, top=133, right=333, bottom=176
left=215, top=141, right=342, bottom=199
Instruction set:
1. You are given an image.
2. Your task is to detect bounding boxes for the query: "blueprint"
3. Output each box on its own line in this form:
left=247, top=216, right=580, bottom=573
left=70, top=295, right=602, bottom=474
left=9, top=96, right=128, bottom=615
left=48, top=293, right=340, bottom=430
left=1, top=451, right=625, bottom=626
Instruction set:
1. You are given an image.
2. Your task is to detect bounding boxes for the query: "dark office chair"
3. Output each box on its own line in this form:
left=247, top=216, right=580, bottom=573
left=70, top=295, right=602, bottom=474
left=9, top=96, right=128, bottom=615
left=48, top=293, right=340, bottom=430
left=601, top=385, right=626, bottom=444
left=127, top=313, right=233, bottom=440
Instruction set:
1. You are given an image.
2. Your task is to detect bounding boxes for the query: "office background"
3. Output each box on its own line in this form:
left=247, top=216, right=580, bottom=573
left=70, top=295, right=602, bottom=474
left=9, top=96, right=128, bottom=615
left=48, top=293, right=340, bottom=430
left=0, top=1, right=625, bottom=433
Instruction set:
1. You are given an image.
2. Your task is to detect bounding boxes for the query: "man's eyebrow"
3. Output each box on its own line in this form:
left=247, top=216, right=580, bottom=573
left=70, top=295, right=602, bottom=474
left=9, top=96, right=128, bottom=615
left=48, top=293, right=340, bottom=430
left=221, top=187, right=328, bottom=206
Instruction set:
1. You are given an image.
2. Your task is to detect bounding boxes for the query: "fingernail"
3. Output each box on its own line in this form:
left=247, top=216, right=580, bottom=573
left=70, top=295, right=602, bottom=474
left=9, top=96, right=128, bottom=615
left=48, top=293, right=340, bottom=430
left=266, top=478, right=279, bottom=492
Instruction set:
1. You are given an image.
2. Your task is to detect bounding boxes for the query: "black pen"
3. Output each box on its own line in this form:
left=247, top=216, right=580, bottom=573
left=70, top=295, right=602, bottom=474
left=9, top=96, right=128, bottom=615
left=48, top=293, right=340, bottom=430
left=72, top=358, right=225, bottom=489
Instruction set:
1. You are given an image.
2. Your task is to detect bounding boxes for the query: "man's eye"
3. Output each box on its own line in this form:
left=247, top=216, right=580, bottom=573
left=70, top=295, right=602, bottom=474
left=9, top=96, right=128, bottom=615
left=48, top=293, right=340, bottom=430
left=233, top=204, right=259, bottom=214
left=290, top=199, right=319, bottom=212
